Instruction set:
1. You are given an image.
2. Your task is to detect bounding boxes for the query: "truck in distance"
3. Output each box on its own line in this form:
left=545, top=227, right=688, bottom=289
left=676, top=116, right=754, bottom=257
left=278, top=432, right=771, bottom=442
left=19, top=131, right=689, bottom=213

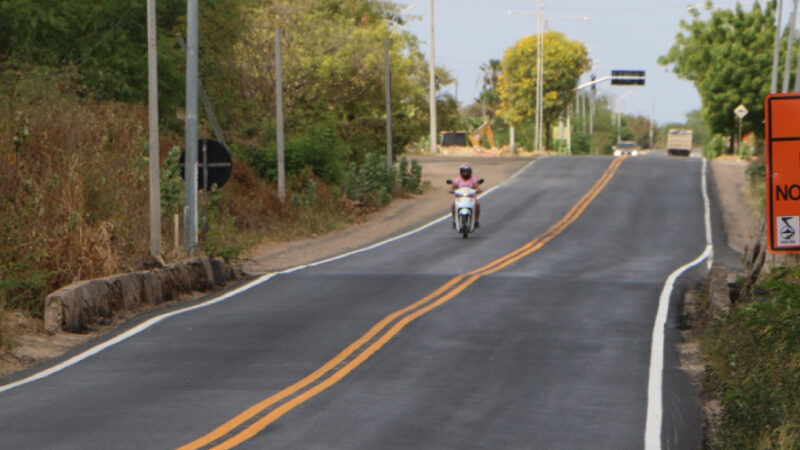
left=666, top=129, right=693, bottom=156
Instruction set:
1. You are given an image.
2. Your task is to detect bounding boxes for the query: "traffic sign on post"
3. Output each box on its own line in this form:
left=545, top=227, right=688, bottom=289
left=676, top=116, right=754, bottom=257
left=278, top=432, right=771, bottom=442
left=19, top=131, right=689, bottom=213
left=179, top=139, right=233, bottom=190
left=765, top=94, right=800, bottom=253
left=734, top=104, right=748, bottom=119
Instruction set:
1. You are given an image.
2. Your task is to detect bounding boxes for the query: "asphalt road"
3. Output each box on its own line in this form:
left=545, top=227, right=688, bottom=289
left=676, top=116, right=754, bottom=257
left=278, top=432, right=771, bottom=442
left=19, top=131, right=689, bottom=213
left=0, top=155, right=714, bottom=449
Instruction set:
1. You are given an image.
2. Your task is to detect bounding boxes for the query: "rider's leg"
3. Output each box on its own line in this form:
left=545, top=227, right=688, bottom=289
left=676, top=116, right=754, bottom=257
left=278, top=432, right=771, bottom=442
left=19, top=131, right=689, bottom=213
left=451, top=203, right=456, bottom=227
left=476, top=200, right=481, bottom=226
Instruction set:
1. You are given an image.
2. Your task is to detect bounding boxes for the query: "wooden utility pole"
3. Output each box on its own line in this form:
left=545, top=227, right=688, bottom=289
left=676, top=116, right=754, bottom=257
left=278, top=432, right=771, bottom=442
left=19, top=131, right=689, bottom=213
left=428, top=0, right=438, bottom=153
left=276, top=30, right=286, bottom=204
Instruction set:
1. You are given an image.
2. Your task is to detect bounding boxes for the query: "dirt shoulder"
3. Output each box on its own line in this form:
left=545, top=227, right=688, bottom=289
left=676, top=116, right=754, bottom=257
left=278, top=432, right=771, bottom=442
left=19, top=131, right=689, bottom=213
left=0, top=155, right=532, bottom=379
left=710, top=156, right=760, bottom=254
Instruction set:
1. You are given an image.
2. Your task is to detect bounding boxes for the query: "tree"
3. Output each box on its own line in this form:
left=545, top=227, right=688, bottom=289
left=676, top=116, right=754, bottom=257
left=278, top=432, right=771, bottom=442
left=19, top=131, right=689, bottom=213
left=197, top=0, right=451, bottom=179
left=478, top=58, right=501, bottom=118
left=0, top=0, right=185, bottom=110
left=659, top=1, right=775, bottom=150
left=497, top=31, right=589, bottom=149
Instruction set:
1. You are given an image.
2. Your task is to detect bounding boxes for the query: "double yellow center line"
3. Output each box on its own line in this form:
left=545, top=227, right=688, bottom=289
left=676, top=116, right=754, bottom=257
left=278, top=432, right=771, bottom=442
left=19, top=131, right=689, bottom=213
left=179, top=156, right=627, bottom=450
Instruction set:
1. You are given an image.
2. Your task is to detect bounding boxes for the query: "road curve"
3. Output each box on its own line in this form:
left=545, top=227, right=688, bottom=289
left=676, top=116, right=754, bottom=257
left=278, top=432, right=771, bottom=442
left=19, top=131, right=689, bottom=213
left=0, top=155, right=709, bottom=449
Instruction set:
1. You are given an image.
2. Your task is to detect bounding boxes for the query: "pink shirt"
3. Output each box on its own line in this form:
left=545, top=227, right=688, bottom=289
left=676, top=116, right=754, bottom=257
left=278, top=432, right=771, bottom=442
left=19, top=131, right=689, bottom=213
left=451, top=176, right=480, bottom=189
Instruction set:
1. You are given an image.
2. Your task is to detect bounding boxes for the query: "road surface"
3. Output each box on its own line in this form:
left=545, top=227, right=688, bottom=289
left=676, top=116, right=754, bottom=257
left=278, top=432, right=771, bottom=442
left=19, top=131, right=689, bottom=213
left=0, top=155, right=717, bottom=449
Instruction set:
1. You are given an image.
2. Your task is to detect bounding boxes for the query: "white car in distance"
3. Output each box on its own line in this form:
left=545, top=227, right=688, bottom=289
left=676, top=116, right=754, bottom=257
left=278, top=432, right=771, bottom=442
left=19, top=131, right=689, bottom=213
left=613, top=141, right=640, bottom=157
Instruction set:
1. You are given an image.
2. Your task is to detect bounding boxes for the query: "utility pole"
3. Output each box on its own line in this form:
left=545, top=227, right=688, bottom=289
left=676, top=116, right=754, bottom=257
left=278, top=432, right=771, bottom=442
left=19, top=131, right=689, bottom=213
left=589, top=89, right=595, bottom=138
left=510, top=125, right=516, bottom=154
left=783, top=0, right=799, bottom=92
left=535, top=0, right=544, bottom=150
left=385, top=35, right=393, bottom=170
left=177, top=34, right=227, bottom=148
left=428, top=0, right=438, bottom=153
left=276, top=29, right=286, bottom=203
left=649, top=98, right=655, bottom=149
left=184, top=0, right=199, bottom=254
left=772, top=0, right=784, bottom=93
left=566, top=106, right=572, bottom=155
left=147, top=0, right=161, bottom=258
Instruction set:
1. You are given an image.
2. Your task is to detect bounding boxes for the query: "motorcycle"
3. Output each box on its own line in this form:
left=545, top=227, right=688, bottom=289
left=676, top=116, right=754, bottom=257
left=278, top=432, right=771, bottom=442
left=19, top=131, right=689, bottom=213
left=446, top=178, right=484, bottom=239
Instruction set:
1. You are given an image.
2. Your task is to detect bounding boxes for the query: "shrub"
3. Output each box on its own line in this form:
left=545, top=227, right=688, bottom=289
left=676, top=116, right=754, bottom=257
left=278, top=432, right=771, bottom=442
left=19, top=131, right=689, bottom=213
left=704, top=134, right=726, bottom=159
left=703, top=265, right=800, bottom=449
left=244, top=119, right=349, bottom=185
left=345, top=152, right=395, bottom=206
left=738, top=141, right=754, bottom=159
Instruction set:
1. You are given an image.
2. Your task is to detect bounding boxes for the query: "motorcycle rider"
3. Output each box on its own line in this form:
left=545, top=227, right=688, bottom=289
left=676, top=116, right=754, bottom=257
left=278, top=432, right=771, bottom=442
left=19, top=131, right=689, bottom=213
left=449, top=163, right=481, bottom=228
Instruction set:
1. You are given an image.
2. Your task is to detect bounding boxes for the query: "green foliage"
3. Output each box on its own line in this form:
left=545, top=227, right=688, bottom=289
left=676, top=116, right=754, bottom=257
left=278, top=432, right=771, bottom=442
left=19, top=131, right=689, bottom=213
left=343, top=153, right=423, bottom=206
left=703, top=265, right=800, bottom=449
left=570, top=129, right=594, bottom=155
left=345, top=153, right=396, bottom=206
left=243, top=119, right=349, bottom=185
left=704, top=134, right=727, bottom=159
left=397, top=156, right=423, bottom=194
left=0, top=0, right=185, bottom=111
left=199, top=0, right=446, bottom=159
left=200, top=190, right=245, bottom=262
left=738, top=141, right=754, bottom=159
left=685, top=109, right=711, bottom=147
left=160, top=146, right=184, bottom=217
left=498, top=31, right=590, bottom=149
left=659, top=2, right=775, bottom=139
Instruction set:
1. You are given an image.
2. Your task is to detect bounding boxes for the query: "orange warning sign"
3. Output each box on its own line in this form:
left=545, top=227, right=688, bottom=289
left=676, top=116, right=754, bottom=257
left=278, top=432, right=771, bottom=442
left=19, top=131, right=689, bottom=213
left=766, top=94, right=800, bottom=253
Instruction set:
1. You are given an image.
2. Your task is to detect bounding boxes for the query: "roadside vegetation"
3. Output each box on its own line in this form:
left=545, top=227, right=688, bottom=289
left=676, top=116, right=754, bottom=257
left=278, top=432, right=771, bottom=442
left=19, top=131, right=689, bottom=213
left=0, top=0, right=436, bottom=330
left=702, top=266, right=800, bottom=449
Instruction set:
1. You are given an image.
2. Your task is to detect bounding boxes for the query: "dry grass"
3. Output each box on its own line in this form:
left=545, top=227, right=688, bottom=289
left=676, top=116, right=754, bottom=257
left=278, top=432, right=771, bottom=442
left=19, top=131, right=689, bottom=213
left=1, top=86, right=152, bottom=314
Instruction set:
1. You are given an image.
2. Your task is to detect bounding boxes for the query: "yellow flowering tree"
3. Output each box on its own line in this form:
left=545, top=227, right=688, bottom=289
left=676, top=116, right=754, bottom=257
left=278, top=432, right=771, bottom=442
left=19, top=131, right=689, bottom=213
left=498, top=31, right=589, bottom=149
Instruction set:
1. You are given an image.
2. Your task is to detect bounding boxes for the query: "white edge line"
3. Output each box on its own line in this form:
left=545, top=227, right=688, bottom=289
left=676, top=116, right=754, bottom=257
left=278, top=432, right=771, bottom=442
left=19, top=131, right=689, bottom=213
left=644, top=158, right=713, bottom=450
left=0, top=158, right=538, bottom=394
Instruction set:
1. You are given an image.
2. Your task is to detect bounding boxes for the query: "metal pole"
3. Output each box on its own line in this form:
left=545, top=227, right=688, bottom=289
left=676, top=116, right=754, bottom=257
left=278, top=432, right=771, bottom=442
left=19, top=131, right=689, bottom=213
left=177, top=34, right=227, bottom=148
left=772, top=0, right=784, bottom=93
left=649, top=98, right=655, bottom=149
left=276, top=29, right=286, bottom=203
left=589, top=90, right=595, bottom=138
left=147, top=0, right=161, bottom=258
left=385, top=35, right=393, bottom=170
left=535, top=0, right=543, bottom=151
left=429, top=0, right=438, bottom=153
left=738, top=116, right=743, bottom=150
left=783, top=0, right=798, bottom=92
left=202, top=139, right=208, bottom=236
left=566, top=107, right=572, bottom=155
left=510, top=125, right=516, bottom=154
left=184, top=0, right=199, bottom=254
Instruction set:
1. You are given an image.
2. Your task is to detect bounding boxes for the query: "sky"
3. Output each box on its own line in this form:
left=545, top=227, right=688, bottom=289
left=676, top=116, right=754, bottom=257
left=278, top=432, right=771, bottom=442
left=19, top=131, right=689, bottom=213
left=399, top=0, right=772, bottom=125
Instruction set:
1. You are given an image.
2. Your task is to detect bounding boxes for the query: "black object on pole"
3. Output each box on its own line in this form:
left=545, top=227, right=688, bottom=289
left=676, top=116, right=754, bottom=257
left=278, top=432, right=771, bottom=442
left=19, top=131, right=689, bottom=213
left=611, top=70, right=646, bottom=86
left=179, top=139, right=233, bottom=190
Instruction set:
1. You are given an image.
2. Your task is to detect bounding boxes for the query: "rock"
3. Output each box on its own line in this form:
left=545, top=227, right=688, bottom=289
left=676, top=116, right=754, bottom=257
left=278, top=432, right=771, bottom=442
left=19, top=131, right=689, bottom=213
left=210, top=257, right=235, bottom=285
left=45, top=280, right=111, bottom=334
left=182, top=257, right=214, bottom=290
left=153, top=268, right=177, bottom=301
left=43, top=256, right=240, bottom=333
left=105, top=274, right=141, bottom=311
